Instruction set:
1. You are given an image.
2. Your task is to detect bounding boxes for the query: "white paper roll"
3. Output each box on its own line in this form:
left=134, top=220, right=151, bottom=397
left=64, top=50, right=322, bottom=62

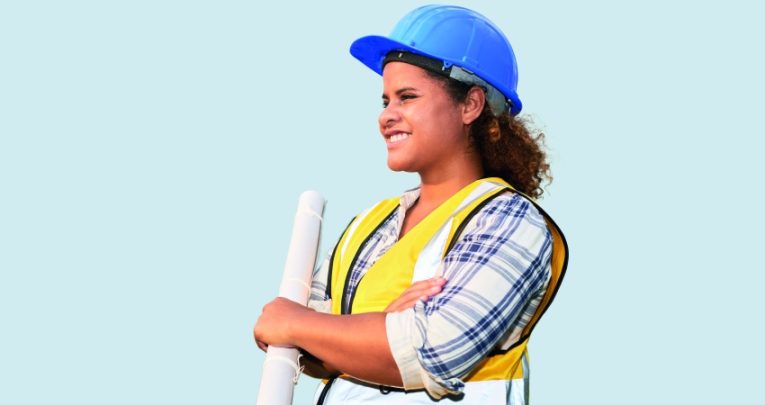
left=256, top=191, right=325, bottom=405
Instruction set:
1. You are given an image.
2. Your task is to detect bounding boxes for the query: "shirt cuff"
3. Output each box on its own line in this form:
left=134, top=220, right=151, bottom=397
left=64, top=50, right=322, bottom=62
left=385, top=308, right=462, bottom=398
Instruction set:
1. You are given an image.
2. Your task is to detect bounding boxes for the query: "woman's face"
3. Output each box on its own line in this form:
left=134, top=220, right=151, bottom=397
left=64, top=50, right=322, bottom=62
left=379, top=62, right=469, bottom=176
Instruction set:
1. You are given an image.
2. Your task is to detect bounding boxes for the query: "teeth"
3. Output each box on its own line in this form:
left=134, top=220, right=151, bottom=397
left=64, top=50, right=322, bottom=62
left=389, top=133, right=410, bottom=143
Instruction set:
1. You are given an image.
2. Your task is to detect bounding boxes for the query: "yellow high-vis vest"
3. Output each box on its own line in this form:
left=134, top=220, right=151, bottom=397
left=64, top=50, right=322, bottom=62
left=316, top=178, right=568, bottom=405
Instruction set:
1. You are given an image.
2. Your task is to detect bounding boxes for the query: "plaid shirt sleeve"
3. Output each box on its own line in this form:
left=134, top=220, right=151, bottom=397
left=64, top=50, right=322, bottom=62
left=386, top=193, right=553, bottom=397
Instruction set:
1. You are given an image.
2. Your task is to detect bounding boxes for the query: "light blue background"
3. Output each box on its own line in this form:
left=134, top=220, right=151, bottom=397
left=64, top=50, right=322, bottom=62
left=1, top=1, right=763, bottom=404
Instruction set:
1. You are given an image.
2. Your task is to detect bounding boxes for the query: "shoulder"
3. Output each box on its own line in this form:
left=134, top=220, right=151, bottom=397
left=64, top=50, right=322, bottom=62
left=452, top=190, right=552, bottom=259
left=472, top=190, right=548, bottom=231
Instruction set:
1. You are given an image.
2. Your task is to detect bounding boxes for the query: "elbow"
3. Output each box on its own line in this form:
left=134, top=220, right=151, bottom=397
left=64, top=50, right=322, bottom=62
left=387, top=310, right=468, bottom=398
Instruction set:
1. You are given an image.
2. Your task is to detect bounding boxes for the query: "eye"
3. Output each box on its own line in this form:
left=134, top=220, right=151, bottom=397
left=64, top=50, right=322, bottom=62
left=381, top=93, right=417, bottom=108
left=400, top=93, right=417, bottom=102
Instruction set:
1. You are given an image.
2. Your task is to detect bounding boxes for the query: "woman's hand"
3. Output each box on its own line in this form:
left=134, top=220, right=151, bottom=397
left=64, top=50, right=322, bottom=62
left=254, top=299, right=402, bottom=386
left=384, top=277, right=446, bottom=313
left=253, top=297, right=310, bottom=351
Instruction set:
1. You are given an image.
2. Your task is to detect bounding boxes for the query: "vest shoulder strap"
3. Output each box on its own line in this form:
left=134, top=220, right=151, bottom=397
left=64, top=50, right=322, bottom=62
left=328, top=197, right=400, bottom=315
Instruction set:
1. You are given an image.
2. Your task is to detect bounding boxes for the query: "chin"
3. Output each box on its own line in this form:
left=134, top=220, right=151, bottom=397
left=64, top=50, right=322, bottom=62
left=386, top=159, right=413, bottom=173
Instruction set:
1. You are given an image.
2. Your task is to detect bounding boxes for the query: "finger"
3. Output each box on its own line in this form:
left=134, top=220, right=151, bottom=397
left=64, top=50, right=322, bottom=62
left=399, top=282, right=443, bottom=301
left=408, top=278, right=438, bottom=290
left=388, top=284, right=444, bottom=309
left=386, top=296, right=416, bottom=312
left=388, top=291, right=434, bottom=312
left=385, top=278, right=447, bottom=312
left=389, top=292, right=426, bottom=310
left=395, top=288, right=427, bottom=303
left=406, top=284, right=444, bottom=300
left=433, top=276, right=447, bottom=285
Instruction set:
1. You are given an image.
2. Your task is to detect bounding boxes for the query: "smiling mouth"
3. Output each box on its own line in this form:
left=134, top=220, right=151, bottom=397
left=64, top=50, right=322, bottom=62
left=387, top=132, right=411, bottom=143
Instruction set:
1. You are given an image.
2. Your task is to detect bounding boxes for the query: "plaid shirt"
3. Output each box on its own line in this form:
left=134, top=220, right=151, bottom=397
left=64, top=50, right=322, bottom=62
left=309, top=187, right=552, bottom=398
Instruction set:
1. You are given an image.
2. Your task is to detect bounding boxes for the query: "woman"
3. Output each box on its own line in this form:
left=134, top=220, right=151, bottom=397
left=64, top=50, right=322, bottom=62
left=254, top=5, right=568, bottom=404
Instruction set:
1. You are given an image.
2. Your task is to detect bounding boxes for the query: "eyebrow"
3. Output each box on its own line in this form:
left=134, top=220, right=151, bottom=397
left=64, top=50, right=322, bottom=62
left=381, top=87, right=418, bottom=99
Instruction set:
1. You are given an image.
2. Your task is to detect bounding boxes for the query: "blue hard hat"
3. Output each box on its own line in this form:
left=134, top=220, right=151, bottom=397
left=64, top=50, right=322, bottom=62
left=350, top=4, right=523, bottom=115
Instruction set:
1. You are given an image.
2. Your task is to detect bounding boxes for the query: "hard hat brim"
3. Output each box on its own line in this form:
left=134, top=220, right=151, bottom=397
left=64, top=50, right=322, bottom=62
left=350, top=35, right=424, bottom=76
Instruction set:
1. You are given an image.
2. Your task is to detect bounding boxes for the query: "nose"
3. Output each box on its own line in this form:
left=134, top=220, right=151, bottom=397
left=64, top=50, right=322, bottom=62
left=378, top=103, right=400, bottom=132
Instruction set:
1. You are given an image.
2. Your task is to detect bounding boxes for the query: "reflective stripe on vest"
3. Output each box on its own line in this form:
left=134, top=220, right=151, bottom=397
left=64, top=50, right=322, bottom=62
left=322, top=177, right=568, bottom=404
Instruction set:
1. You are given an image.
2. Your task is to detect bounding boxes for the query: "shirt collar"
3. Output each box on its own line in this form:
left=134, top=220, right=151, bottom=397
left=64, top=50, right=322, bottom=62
left=400, top=187, right=421, bottom=211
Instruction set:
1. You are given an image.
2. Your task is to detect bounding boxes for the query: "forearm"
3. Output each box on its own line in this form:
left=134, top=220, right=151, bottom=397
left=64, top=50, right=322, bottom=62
left=292, top=310, right=403, bottom=387
left=300, top=350, right=341, bottom=380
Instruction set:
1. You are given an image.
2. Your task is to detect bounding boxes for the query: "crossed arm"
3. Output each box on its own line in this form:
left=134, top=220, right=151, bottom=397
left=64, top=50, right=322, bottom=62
left=252, top=277, right=446, bottom=386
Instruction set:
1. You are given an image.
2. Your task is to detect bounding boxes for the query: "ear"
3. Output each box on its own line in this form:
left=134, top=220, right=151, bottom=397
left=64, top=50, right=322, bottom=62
left=462, top=86, right=486, bottom=125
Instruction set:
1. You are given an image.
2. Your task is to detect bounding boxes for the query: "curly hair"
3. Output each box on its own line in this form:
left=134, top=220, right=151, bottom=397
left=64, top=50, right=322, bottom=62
left=427, top=72, right=552, bottom=199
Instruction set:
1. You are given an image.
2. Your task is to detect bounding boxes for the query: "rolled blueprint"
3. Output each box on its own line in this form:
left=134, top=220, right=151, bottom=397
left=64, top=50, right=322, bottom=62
left=256, top=191, right=325, bottom=405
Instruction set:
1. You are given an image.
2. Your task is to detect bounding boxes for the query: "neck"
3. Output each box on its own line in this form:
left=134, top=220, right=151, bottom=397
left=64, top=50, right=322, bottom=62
left=417, top=166, right=484, bottom=209
left=413, top=138, right=484, bottom=210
